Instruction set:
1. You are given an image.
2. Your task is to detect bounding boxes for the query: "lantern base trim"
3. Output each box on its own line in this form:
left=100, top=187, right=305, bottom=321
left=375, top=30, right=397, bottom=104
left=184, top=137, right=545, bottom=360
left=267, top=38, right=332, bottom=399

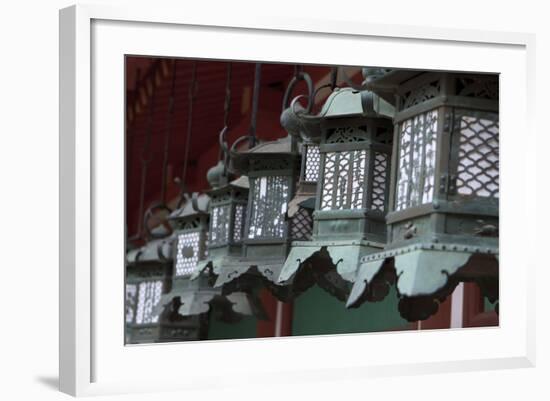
left=347, top=244, right=499, bottom=314
left=213, top=258, right=285, bottom=288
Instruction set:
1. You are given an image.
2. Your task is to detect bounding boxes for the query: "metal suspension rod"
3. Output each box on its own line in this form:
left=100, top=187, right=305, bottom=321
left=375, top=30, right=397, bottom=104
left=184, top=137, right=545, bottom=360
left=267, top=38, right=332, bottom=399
left=160, top=60, right=177, bottom=203
left=181, top=61, right=198, bottom=189
left=134, top=66, right=156, bottom=240
left=219, top=62, right=232, bottom=163
left=248, top=63, right=262, bottom=148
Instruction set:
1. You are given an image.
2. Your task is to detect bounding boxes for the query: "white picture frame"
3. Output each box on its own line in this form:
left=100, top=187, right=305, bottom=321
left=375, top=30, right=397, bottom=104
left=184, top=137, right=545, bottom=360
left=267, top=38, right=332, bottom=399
left=59, top=4, right=536, bottom=397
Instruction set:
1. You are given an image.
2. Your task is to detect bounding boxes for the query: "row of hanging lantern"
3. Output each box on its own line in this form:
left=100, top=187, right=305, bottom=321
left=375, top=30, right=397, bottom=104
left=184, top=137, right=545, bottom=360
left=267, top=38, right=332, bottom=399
left=278, top=67, right=499, bottom=321
left=126, top=61, right=499, bottom=343
left=125, top=60, right=206, bottom=344
left=125, top=61, right=268, bottom=344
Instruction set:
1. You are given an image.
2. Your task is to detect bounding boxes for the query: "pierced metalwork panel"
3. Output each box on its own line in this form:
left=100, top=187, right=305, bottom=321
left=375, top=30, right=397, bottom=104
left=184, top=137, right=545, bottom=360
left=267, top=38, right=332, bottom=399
left=371, top=152, right=389, bottom=212
left=321, top=150, right=367, bottom=211
left=327, top=126, right=368, bottom=143
left=456, top=114, right=499, bottom=198
left=304, top=144, right=321, bottom=182
left=247, top=176, right=290, bottom=239
left=175, top=232, right=201, bottom=276
left=456, top=77, right=498, bottom=100
left=233, top=204, right=245, bottom=242
left=135, top=280, right=163, bottom=325
left=125, top=284, right=137, bottom=324
left=209, top=205, right=231, bottom=246
left=402, top=79, right=441, bottom=109
left=290, top=206, right=313, bottom=240
left=395, top=110, right=438, bottom=211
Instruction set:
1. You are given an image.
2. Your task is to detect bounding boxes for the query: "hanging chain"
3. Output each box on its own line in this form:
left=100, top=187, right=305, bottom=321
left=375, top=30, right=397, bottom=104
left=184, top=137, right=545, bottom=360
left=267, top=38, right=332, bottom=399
left=223, top=62, right=232, bottom=129
left=179, top=61, right=198, bottom=196
left=248, top=63, right=262, bottom=148
left=219, top=62, right=232, bottom=171
left=329, top=66, right=338, bottom=90
left=135, top=63, right=157, bottom=239
left=282, top=64, right=313, bottom=113
left=160, top=59, right=177, bottom=204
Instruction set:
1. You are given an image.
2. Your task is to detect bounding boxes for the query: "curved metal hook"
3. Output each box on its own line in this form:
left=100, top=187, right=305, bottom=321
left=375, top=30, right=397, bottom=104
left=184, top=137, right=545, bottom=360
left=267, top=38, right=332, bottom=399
left=190, top=192, right=210, bottom=213
left=175, top=184, right=190, bottom=210
left=230, top=134, right=253, bottom=154
left=218, top=126, right=230, bottom=176
left=282, top=71, right=314, bottom=114
left=312, top=83, right=334, bottom=104
left=191, top=192, right=200, bottom=213
left=143, top=202, right=173, bottom=239
left=156, top=239, right=171, bottom=262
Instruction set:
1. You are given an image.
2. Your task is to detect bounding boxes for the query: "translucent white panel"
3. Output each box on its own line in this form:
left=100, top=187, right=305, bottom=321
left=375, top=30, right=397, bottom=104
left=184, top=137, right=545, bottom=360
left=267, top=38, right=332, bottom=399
left=321, top=150, right=367, bottom=211
left=135, top=280, right=163, bottom=325
left=233, top=204, right=245, bottom=242
left=304, top=144, right=321, bottom=182
left=350, top=150, right=366, bottom=209
left=175, top=231, right=201, bottom=276
left=247, top=176, right=290, bottom=239
left=335, top=151, right=350, bottom=209
left=209, top=205, right=231, bottom=246
left=395, top=110, right=438, bottom=210
left=125, top=284, right=137, bottom=324
left=395, top=119, right=412, bottom=211
left=456, top=115, right=499, bottom=198
left=321, top=152, right=337, bottom=210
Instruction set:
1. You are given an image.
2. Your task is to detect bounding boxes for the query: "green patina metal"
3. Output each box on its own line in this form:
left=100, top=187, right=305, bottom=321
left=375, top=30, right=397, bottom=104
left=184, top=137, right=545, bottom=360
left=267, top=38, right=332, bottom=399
left=347, top=70, right=500, bottom=320
left=210, top=133, right=303, bottom=301
left=277, top=80, right=396, bottom=299
left=125, top=227, right=206, bottom=344
left=155, top=193, right=264, bottom=324
left=192, top=160, right=250, bottom=280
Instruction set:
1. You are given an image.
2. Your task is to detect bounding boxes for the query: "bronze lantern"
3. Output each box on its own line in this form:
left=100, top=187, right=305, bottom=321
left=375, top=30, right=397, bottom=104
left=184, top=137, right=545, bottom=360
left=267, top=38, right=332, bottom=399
left=277, top=84, right=395, bottom=300
left=346, top=70, right=499, bottom=321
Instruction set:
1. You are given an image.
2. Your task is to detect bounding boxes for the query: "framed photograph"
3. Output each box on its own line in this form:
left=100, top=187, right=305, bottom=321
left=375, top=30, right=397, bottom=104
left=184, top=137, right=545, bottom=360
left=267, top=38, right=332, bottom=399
left=59, top=4, right=535, bottom=397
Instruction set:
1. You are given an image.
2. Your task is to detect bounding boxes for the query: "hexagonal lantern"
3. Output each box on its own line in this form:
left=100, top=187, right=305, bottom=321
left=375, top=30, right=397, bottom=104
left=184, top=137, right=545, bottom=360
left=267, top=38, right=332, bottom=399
left=346, top=70, right=499, bottom=321
left=193, top=157, right=250, bottom=281
left=277, top=87, right=395, bottom=300
left=155, top=193, right=266, bottom=323
left=212, top=134, right=305, bottom=301
left=125, top=225, right=205, bottom=344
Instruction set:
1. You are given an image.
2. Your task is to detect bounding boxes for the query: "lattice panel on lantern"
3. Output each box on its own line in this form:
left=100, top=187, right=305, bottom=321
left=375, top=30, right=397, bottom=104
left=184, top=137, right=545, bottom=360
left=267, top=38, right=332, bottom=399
left=395, top=110, right=438, bottom=211
left=321, top=150, right=367, bottom=211
left=456, top=114, right=499, bottom=198
left=175, top=232, right=201, bottom=276
left=371, top=152, right=389, bottom=212
left=125, top=284, right=137, bottom=324
left=327, top=126, right=368, bottom=143
left=290, top=207, right=313, bottom=240
left=209, top=205, right=231, bottom=246
left=402, top=80, right=441, bottom=109
left=247, top=176, right=290, bottom=239
left=304, top=144, right=321, bottom=182
left=135, top=280, right=163, bottom=325
left=233, top=204, right=245, bottom=242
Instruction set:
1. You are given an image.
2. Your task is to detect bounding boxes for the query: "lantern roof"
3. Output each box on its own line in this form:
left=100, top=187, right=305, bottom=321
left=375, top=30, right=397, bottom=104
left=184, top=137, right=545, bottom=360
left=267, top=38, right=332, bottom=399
left=244, top=134, right=294, bottom=154
left=168, top=193, right=210, bottom=221
left=365, top=69, right=422, bottom=92
left=280, top=87, right=394, bottom=143
left=229, top=134, right=300, bottom=175
left=206, top=160, right=228, bottom=189
left=126, top=235, right=173, bottom=264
